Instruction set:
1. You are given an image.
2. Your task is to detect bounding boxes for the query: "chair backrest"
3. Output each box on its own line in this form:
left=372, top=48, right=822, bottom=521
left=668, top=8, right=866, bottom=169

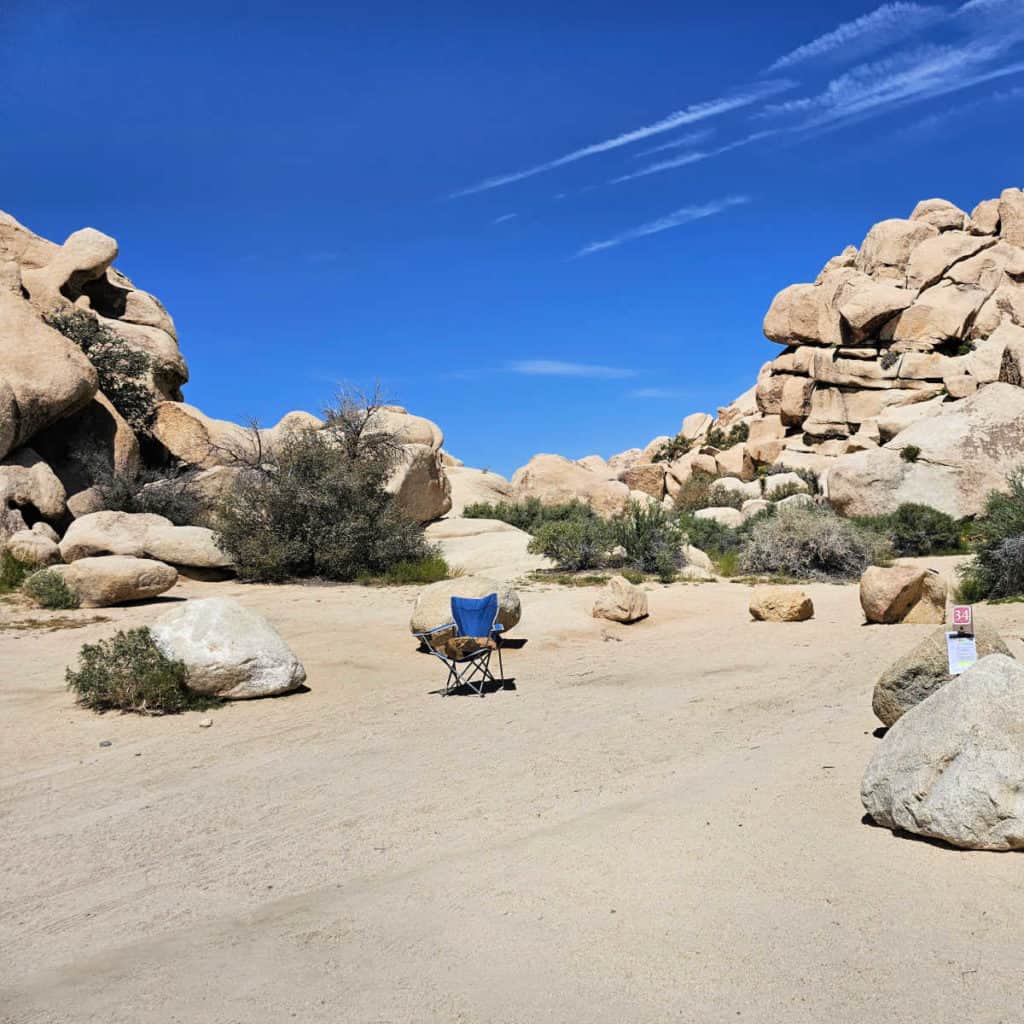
left=451, top=593, right=499, bottom=638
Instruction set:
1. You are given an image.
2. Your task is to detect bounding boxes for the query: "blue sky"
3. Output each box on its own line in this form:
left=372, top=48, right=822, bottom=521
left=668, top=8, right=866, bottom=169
left=2, top=0, right=1023, bottom=475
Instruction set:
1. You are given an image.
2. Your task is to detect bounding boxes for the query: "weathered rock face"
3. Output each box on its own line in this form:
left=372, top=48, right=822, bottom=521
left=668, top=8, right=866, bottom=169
left=749, top=586, right=813, bottom=622
left=0, top=448, right=67, bottom=536
left=445, top=466, right=514, bottom=516
left=859, top=565, right=947, bottom=625
left=150, top=598, right=307, bottom=699
left=5, top=529, right=61, bottom=566
left=872, top=623, right=1011, bottom=726
left=409, top=576, right=521, bottom=640
left=862, top=654, right=1024, bottom=850
left=48, top=555, right=178, bottom=607
left=386, top=443, right=452, bottom=523
left=592, top=575, right=649, bottom=623
left=830, top=384, right=1024, bottom=518
left=511, top=454, right=630, bottom=517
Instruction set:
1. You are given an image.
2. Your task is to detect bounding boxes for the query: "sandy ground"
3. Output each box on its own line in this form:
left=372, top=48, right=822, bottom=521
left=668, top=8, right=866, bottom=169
left=2, top=558, right=1023, bottom=1024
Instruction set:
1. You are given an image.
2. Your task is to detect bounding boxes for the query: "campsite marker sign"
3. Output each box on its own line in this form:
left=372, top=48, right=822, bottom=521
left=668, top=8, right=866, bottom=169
left=947, top=605, right=977, bottom=676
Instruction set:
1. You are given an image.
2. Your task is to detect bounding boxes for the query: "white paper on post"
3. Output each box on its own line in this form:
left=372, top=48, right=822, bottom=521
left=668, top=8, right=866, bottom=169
left=946, top=632, right=978, bottom=676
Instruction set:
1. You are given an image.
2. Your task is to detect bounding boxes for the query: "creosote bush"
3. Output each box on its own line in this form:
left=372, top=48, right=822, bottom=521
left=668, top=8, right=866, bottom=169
left=673, top=471, right=720, bottom=513
left=706, top=422, right=749, bottom=450
left=762, top=462, right=821, bottom=495
left=0, top=551, right=32, bottom=594
left=528, top=511, right=612, bottom=571
left=23, top=570, right=80, bottom=610
left=739, top=506, right=890, bottom=582
left=362, top=553, right=455, bottom=586
left=856, top=503, right=964, bottom=557
left=215, top=389, right=439, bottom=583
left=66, top=627, right=216, bottom=715
left=957, top=467, right=1024, bottom=601
left=706, top=484, right=747, bottom=511
left=900, top=444, right=921, bottom=463
left=611, top=500, right=683, bottom=581
left=45, top=310, right=156, bottom=430
left=463, top=497, right=593, bottom=533
left=651, top=434, right=692, bottom=464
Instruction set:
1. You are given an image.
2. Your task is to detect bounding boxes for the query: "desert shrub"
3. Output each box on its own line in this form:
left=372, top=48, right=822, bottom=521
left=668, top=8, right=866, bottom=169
left=765, top=481, right=803, bottom=502
left=462, top=498, right=594, bottom=534
left=880, top=350, right=900, bottom=370
left=527, top=514, right=613, bottom=571
left=678, top=512, right=742, bottom=558
left=706, top=422, right=749, bottom=450
left=739, top=507, right=890, bottom=581
left=957, top=467, right=1024, bottom=600
left=82, top=452, right=205, bottom=526
left=45, top=310, right=156, bottom=430
left=620, top=568, right=645, bottom=585
left=706, top=484, right=747, bottom=510
left=370, top=553, right=454, bottom=586
left=0, top=551, right=32, bottom=594
left=673, top=471, right=720, bottom=513
left=23, top=570, right=80, bottom=610
left=611, top=500, right=683, bottom=578
left=900, top=445, right=921, bottom=463
left=763, top=462, right=821, bottom=495
left=856, top=504, right=964, bottom=557
left=66, top=627, right=214, bottom=714
left=215, top=390, right=434, bottom=582
left=651, top=433, right=692, bottom=463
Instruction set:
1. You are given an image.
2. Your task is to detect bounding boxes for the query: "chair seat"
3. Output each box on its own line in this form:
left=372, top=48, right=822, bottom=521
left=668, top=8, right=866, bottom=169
left=435, top=635, right=497, bottom=660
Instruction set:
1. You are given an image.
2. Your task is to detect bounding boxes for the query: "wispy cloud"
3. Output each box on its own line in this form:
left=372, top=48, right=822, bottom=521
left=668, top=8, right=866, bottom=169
left=905, top=81, right=1024, bottom=134
left=767, top=3, right=943, bottom=72
left=449, top=80, right=792, bottom=197
left=610, top=131, right=778, bottom=185
left=492, top=213, right=517, bottom=224
left=576, top=195, right=750, bottom=257
left=759, top=40, right=1024, bottom=133
left=508, top=360, right=637, bottom=379
left=634, top=128, right=715, bottom=158
left=627, top=387, right=693, bottom=399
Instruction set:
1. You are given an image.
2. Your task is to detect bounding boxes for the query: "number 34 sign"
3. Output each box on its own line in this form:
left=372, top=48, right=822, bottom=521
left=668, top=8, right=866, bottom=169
left=952, top=605, right=973, bottom=631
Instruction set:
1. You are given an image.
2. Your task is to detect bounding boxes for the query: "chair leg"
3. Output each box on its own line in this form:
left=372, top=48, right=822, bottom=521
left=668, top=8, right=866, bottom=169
left=496, top=641, right=504, bottom=683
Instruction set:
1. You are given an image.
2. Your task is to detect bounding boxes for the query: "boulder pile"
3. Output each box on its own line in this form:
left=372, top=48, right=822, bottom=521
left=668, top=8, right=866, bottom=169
left=0, top=209, right=452, bottom=583
left=506, top=191, right=1024, bottom=521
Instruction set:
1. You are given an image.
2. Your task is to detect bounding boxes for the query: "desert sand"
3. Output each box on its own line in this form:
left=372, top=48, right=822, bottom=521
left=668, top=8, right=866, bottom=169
left=2, top=560, right=1023, bottom=1024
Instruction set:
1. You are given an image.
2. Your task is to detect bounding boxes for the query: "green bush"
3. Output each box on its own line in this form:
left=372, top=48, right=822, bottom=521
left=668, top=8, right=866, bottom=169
left=462, top=497, right=594, bottom=534
left=611, top=500, right=683, bottom=577
left=369, top=554, right=454, bottom=586
left=763, top=462, right=821, bottom=495
left=45, top=310, right=156, bottom=430
left=706, top=422, right=749, bottom=449
left=215, top=392, right=436, bottom=582
left=739, top=507, right=890, bottom=582
left=957, top=467, right=1024, bottom=600
left=674, top=471, right=720, bottom=513
left=0, top=551, right=32, bottom=594
left=651, top=434, right=692, bottom=464
left=66, top=628, right=214, bottom=714
left=82, top=452, right=204, bottom=526
left=528, top=514, right=613, bottom=571
left=23, top=570, right=80, bottom=610
left=765, top=481, right=803, bottom=502
left=856, top=504, right=964, bottom=557
left=678, top=512, right=743, bottom=559
left=706, top=484, right=747, bottom=511
left=900, top=444, right=921, bottom=463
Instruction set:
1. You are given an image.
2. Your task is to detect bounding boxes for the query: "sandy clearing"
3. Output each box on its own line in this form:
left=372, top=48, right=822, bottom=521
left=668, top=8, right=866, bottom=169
left=2, top=561, right=1023, bottom=1023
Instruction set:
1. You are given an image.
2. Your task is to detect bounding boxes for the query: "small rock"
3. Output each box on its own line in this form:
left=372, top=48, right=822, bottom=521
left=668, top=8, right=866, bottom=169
left=749, top=586, right=814, bottom=622
left=199, top=718, right=213, bottom=729
left=99, top=740, right=112, bottom=748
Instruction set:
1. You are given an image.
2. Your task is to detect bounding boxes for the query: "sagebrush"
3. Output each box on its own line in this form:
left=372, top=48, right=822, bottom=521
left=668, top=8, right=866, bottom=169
left=66, top=627, right=215, bottom=714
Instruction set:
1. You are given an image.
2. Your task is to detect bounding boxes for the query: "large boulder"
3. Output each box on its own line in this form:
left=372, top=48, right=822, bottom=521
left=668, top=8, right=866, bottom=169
left=59, top=510, right=233, bottom=571
left=150, top=597, right=307, bottom=699
left=424, top=518, right=550, bottom=579
left=872, top=623, right=1011, bottom=726
left=5, top=529, right=61, bottom=566
left=48, top=555, right=178, bottom=607
left=386, top=443, right=452, bottom=523
left=366, top=405, right=443, bottom=451
left=749, top=586, right=813, bottom=622
left=0, top=448, right=67, bottom=532
left=511, top=454, right=630, bottom=517
left=855, top=218, right=938, bottom=282
left=861, top=654, right=1024, bottom=850
left=592, top=575, right=648, bottom=624
left=445, top=466, right=514, bottom=517
left=149, top=402, right=254, bottom=469
left=829, top=384, right=1024, bottom=518
left=909, top=198, right=968, bottom=233
left=410, top=575, right=521, bottom=641
left=0, top=277, right=98, bottom=460
left=860, top=563, right=947, bottom=625
left=619, top=462, right=666, bottom=499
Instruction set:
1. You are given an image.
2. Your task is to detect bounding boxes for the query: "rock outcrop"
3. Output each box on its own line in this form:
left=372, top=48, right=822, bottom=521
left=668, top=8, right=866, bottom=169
left=862, top=654, right=1024, bottom=850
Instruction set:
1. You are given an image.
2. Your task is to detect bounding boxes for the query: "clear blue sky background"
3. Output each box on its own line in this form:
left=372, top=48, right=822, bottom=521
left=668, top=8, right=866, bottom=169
left=2, top=0, right=1022, bottom=475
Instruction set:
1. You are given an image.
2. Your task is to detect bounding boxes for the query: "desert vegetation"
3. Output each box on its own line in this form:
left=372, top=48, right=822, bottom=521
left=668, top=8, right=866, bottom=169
left=957, top=467, right=1024, bottom=602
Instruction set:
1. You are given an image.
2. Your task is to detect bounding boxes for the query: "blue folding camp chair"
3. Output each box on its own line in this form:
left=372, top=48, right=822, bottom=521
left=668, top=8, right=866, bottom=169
left=415, top=593, right=505, bottom=697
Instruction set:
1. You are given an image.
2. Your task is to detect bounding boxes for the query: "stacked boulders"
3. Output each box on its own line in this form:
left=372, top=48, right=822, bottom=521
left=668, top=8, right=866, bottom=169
left=0, top=209, right=452, bottom=573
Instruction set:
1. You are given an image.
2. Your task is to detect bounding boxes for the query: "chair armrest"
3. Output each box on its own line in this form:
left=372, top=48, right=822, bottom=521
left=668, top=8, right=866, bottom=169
left=490, top=623, right=505, bottom=635
left=414, top=622, right=456, bottom=638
